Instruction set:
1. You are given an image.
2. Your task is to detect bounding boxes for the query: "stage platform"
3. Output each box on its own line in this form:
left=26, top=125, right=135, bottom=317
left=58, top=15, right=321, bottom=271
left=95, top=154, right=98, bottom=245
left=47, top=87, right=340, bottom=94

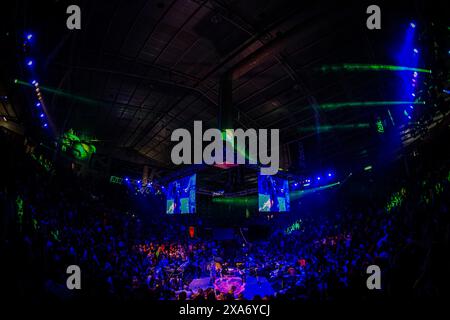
left=189, top=276, right=275, bottom=299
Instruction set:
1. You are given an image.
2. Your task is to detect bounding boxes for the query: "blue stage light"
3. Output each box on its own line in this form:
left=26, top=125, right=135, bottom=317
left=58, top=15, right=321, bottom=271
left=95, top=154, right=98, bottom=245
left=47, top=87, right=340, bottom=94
left=413, top=48, right=418, bottom=54
left=31, top=80, right=37, bottom=85
left=125, top=177, right=129, bottom=182
left=317, top=176, right=321, bottom=181
left=36, top=102, right=41, bottom=107
left=40, top=113, right=44, bottom=118
left=410, top=22, right=416, bottom=28
left=43, top=123, right=48, bottom=127
left=27, top=60, right=33, bottom=66
left=328, top=173, right=332, bottom=177
left=26, top=33, right=33, bottom=40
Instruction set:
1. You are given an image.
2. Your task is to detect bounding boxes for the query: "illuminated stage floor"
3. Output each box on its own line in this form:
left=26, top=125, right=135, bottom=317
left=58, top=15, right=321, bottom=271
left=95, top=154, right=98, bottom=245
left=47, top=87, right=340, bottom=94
left=189, top=276, right=275, bottom=299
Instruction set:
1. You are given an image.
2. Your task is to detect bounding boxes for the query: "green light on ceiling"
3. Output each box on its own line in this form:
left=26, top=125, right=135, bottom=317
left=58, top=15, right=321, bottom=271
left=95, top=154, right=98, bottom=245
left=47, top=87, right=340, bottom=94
left=320, top=64, right=431, bottom=74
left=364, top=165, right=373, bottom=171
left=320, top=101, right=425, bottom=110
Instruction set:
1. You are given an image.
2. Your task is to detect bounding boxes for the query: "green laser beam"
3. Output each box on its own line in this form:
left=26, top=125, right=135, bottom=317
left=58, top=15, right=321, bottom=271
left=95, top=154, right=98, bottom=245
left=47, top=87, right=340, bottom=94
left=320, top=64, right=431, bottom=74
left=290, top=182, right=341, bottom=200
left=222, top=129, right=257, bottom=162
left=14, top=79, right=102, bottom=105
left=320, top=101, right=426, bottom=110
left=299, top=124, right=370, bottom=132
left=212, top=196, right=256, bottom=205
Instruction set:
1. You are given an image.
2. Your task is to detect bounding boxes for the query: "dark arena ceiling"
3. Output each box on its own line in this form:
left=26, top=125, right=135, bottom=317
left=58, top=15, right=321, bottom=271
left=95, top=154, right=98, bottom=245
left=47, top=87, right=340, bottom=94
left=1, top=0, right=448, bottom=181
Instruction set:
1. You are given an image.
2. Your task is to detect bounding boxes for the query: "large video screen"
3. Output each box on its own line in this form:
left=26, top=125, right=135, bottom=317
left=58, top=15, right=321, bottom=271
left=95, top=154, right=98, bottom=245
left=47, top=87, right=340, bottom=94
left=166, top=174, right=196, bottom=214
left=258, top=174, right=290, bottom=212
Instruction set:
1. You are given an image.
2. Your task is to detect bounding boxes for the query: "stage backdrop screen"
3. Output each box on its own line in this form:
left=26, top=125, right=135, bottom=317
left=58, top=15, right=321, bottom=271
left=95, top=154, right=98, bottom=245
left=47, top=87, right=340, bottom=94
left=166, top=174, right=196, bottom=214
left=258, top=174, right=290, bottom=212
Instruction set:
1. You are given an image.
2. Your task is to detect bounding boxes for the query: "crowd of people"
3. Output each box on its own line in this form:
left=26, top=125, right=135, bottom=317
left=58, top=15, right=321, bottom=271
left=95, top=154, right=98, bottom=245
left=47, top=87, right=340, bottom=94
left=1, top=129, right=449, bottom=303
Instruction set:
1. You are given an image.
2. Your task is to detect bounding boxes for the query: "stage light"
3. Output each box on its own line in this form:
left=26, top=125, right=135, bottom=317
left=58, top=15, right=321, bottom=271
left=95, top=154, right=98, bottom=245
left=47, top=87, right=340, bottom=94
left=26, top=33, right=33, bottom=40
left=410, top=22, right=416, bottom=28
left=411, top=93, right=415, bottom=97
left=43, top=123, right=48, bottom=127
left=328, top=173, right=332, bottom=177
left=27, top=60, right=33, bottom=66
left=14, top=79, right=18, bottom=84
left=409, top=105, right=414, bottom=109
left=40, top=113, right=44, bottom=118
left=413, top=48, right=418, bottom=54
left=137, top=180, right=141, bottom=184
left=34, top=82, right=39, bottom=87
left=364, top=165, right=373, bottom=171
left=317, top=176, right=321, bottom=181
left=36, top=102, right=41, bottom=107
left=413, top=72, right=418, bottom=77
left=125, top=177, right=129, bottom=182
left=31, top=80, right=37, bottom=85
